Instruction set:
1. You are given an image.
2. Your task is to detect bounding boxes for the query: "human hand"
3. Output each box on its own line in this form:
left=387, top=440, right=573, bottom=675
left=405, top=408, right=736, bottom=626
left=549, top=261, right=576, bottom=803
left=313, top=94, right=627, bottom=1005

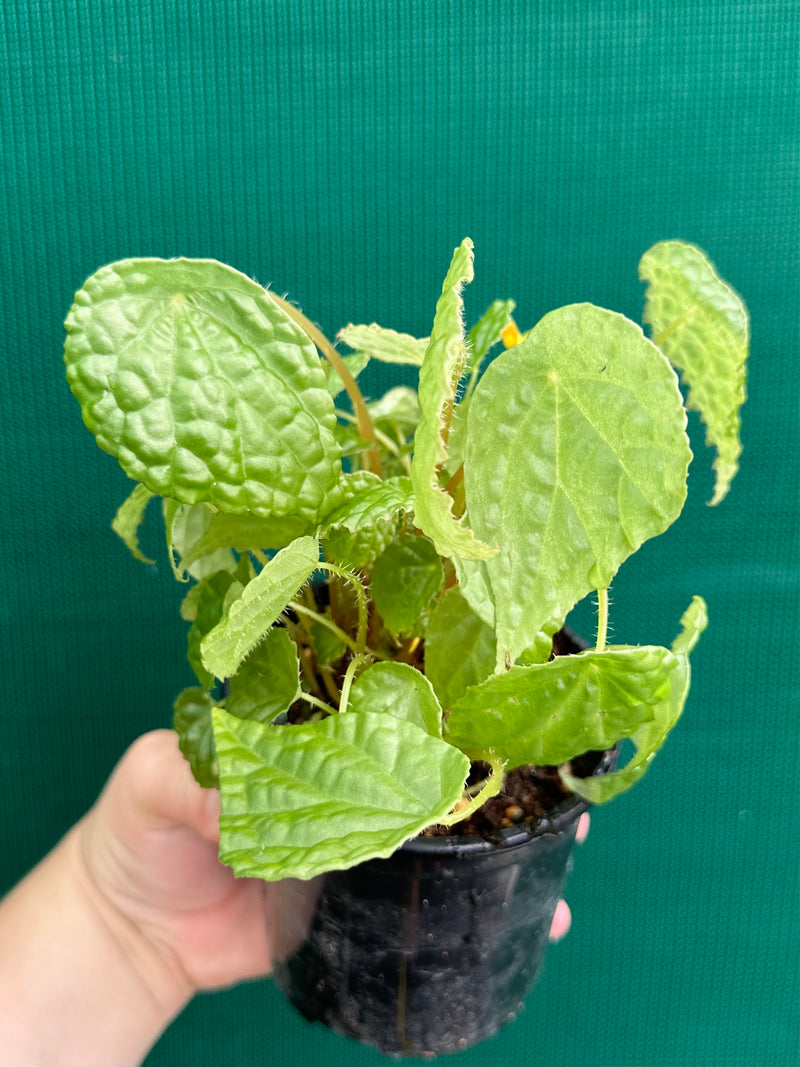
left=78, top=729, right=272, bottom=996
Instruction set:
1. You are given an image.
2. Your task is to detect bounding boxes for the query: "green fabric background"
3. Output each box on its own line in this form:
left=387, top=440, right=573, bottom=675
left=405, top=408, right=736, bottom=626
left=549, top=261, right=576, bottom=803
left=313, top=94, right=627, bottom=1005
left=1, top=2, right=797, bottom=1065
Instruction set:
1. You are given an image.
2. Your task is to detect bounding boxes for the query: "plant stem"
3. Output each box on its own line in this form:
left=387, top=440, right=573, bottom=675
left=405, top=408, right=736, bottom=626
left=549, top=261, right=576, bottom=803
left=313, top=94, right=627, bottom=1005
left=596, top=587, right=609, bottom=652
left=319, top=562, right=369, bottom=652
left=297, top=690, right=334, bottom=715
left=270, top=292, right=382, bottom=476
left=338, top=653, right=371, bottom=713
left=288, top=601, right=360, bottom=656
left=437, top=758, right=506, bottom=827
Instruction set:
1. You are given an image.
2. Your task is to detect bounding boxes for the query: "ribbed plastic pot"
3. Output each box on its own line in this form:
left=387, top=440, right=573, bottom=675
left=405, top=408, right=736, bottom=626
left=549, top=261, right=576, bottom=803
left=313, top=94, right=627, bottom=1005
left=270, top=754, right=612, bottom=1058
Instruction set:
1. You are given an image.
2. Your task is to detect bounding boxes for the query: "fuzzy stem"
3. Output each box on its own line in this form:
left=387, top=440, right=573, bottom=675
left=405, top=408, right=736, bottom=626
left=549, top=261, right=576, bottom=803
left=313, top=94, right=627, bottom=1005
left=338, top=653, right=371, bottom=713
left=297, top=690, right=335, bottom=715
left=596, top=588, right=609, bottom=652
left=270, top=292, right=382, bottom=476
left=319, top=562, right=369, bottom=653
left=436, top=758, right=506, bottom=827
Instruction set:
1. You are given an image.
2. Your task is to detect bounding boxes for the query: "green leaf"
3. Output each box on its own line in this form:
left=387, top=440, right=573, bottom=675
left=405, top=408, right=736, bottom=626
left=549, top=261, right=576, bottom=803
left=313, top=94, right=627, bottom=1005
left=367, top=387, right=421, bottom=435
left=370, top=534, right=443, bottom=637
left=560, top=597, right=708, bottom=802
left=349, top=661, right=443, bottom=736
left=180, top=512, right=309, bottom=572
left=464, top=303, right=691, bottom=669
left=164, top=500, right=236, bottom=581
left=201, top=535, right=320, bottom=681
left=325, top=351, right=370, bottom=398
left=64, top=257, right=342, bottom=521
left=425, top=588, right=496, bottom=708
left=173, top=687, right=218, bottom=788
left=639, top=241, right=748, bottom=504
left=212, top=707, right=469, bottom=880
left=410, top=239, right=497, bottom=561
left=311, top=618, right=347, bottom=664
left=338, top=322, right=429, bottom=366
left=445, top=645, right=679, bottom=767
left=321, top=473, right=414, bottom=533
left=187, top=570, right=242, bottom=688
left=465, top=298, right=517, bottom=378
left=224, top=627, right=301, bottom=724
left=111, top=483, right=155, bottom=564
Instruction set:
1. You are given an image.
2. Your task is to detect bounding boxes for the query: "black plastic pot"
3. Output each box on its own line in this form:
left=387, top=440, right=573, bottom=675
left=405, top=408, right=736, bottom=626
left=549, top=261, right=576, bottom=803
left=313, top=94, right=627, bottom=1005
left=271, top=751, right=613, bottom=1058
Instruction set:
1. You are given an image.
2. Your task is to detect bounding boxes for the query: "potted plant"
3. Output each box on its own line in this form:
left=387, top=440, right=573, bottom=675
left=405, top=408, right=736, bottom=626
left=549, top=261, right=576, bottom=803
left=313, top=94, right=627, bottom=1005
left=63, top=237, right=748, bottom=1057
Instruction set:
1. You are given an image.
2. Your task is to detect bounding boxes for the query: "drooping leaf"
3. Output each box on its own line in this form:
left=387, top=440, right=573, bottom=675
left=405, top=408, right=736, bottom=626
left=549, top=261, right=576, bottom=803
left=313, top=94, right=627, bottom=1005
left=464, top=303, right=691, bottom=669
left=639, top=241, right=748, bottom=504
left=465, top=298, right=517, bottom=379
left=348, top=661, right=443, bottom=736
left=173, top=687, right=219, bottom=788
left=179, top=512, right=309, bottom=574
left=212, top=707, right=469, bottom=880
left=370, top=534, right=443, bottom=637
left=64, top=257, right=342, bottom=520
left=201, top=535, right=320, bottom=681
left=410, top=239, right=497, bottom=562
left=164, top=500, right=236, bottom=581
left=445, top=645, right=679, bottom=767
left=338, top=322, right=429, bottom=366
left=224, top=627, right=301, bottom=724
left=111, top=483, right=155, bottom=564
left=560, top=597, right=708, bottom=802
left=425, top=588, right=496, bottom=708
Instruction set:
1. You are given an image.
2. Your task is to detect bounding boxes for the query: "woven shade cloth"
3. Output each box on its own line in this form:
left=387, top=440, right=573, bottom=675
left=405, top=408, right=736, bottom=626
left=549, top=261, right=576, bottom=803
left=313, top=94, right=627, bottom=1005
left=1, top=3, right=797, bottom=1065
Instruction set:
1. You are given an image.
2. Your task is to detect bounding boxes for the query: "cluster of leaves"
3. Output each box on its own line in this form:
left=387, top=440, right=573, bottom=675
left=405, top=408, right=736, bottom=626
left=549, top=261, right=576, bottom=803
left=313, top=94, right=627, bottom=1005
left=64, top=239, right=748, bottom=881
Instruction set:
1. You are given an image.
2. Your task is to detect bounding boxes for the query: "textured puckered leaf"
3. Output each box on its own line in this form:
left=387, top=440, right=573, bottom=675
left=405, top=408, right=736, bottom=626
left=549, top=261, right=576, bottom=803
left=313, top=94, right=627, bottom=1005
left=445, top=645, right=679, bottom=768
left=112, top=483, right=155, bottom=564
left=370, top=534, right=443, bottom=637
left=321, top=473, right=412, bottom=567
left=464, top=304, right=691, bottom=668
left=410, top=239, right=496, bottom=561
left=348, top=661, right=443, bottom=736
left=213, top=707, right=469, bottom=880
left=465, top=298, right=517, bottom=378
left=321, top=473, right=414, bottom=533
left=561, top=597, right=707, bottom=802
left=224, top=627, right=300, bottom=724
left=338, top=322, right=429, bottom=366
left=174, top=687, right=219, bottom=788
left=201, top=536, right=320, bottom=681
left=639, top=241, right=748, bottom=504
left=425, top=588, right=496, bottom=708
left=64, top=258, right=342, bottom=520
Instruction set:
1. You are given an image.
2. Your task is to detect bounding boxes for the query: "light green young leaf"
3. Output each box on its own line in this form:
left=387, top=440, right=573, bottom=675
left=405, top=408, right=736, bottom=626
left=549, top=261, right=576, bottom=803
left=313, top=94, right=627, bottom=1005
left=164, top=500, right=236, bottom=581
left=445, top=645, right=679, bottom=767
left=111, top=483, right=155, bottom=564
left=349, top=661, right=443, bottom=737
left=174, top=687, right=219, bottom=788
left=180, top=512, right=310, bottom=572
left=224, top=627, right=301, bottom=724
left=201, top=536, right=320, bottom=681
left=370, top=534, right=443, bottom=637
left=367, top=387, right=421, bottom=435
left=465, top=298, right=517, bottom=378
left=325, top=351, right=370, bottom=398
left=560, top=597, right=708, bottom=802
left=320, top=472, right=411, bottom=568
left=320, top=473, right=414, bottom=533
left=337, top=322, right=429, bottom=366
left=425, top=588, right=496, bottom=708
left=465, top=303, right=691, bottom=669
left=212, top=707, right=469, bottom=880
left=410, top=239, right=497, bottom=562
left=639, top=241, right=748, bottom=504
left=64, top=257, right=342, bottom=521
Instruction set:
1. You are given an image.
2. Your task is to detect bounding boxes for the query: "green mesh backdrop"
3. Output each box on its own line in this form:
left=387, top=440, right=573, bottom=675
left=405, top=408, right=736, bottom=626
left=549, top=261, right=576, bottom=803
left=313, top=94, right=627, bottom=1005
left=1, top=3, right=797, bottom=1065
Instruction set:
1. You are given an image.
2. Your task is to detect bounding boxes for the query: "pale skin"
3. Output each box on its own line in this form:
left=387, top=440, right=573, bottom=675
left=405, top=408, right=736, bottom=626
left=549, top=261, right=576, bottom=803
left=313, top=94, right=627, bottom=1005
left=0, top=730, right=588, bottom=1067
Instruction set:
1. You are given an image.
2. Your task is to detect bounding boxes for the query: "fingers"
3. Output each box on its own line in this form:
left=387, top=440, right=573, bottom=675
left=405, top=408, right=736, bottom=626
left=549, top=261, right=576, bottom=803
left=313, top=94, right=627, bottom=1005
left=104, top=730, right=221, bottom=844
left=576, top=811, right=591, bottom=844
left=549, top=899, right=572, bottom=941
